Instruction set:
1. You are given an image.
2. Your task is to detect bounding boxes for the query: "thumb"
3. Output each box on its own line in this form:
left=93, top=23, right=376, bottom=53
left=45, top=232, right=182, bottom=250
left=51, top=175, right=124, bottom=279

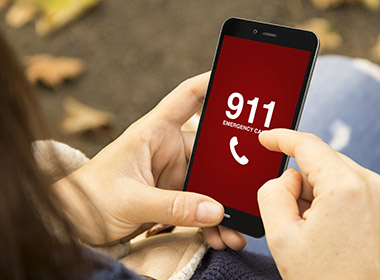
left=258, top=169, right=302, bottom=236
left=136, top=186, right=224, bottom=227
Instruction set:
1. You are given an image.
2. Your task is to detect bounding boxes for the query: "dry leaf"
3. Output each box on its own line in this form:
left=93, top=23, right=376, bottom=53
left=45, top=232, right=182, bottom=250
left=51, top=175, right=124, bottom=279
left=5, top=1, right=38, bottom=28
left=310, top=0, right=347, bottom=10
left=25, top=54, right=84, bottom=88
left=61, top=97, right=115, bottom=135
left=310, top=0, right=379, bottom=10
left=371, top=35, right=380, bottom=62
left=32, top=0, right=100, bottom=36
left=362, top=0, right=380, bottom=10
left=298, top=18, right=342, bottom=52
left=0, top=0, right=11, bottom=11
left=4, top=0, right=101, bottom=35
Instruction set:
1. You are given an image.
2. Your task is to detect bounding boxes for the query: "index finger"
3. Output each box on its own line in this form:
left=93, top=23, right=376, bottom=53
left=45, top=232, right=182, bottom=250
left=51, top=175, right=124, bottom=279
left=259, top=129, right=347, bottom=191
left=153, top=72, right=210, bottom=127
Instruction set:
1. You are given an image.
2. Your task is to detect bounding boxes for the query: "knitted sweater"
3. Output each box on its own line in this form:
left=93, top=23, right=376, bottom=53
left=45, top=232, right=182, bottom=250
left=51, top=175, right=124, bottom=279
left=191, top=248, right=281, bottom=280
left=89, top=247, right=281, bottom=280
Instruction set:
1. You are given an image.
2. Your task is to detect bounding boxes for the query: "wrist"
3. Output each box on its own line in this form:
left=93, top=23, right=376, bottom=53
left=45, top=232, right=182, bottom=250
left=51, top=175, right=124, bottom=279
left=53, top=170, right=105, bottom=245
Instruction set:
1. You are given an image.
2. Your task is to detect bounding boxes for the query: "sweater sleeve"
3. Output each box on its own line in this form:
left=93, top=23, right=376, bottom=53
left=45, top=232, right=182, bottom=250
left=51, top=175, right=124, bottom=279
left=191, top=248, right=281, bottom=280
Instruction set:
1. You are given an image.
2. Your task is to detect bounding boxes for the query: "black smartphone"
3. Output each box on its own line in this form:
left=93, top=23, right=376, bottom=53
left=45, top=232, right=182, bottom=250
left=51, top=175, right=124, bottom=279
left=183, top=18, right=319, bottom=237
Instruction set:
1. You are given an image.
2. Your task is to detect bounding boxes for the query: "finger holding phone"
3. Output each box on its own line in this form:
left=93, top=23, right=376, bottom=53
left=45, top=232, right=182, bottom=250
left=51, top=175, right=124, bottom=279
left=258, top=129, right=380, bottom=279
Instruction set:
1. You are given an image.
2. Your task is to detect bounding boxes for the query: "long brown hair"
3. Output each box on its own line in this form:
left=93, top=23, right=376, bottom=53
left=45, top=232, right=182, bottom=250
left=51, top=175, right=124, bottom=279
left=0, top=30, right=91, bottom=279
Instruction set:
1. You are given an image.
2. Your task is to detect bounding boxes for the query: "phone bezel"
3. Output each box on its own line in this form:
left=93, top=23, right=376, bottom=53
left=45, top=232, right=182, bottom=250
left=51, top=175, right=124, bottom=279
left=183, top=17, right=319, bottom=238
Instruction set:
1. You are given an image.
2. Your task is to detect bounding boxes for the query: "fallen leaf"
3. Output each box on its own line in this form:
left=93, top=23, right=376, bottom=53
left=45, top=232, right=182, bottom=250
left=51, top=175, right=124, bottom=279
left=298, top=18, right=342, bottom=52
left=0, top=0, right=10, bottom=11
left=5, top=1, right=38, bottom=28
left=29, top=0, right=100, bottom=36
left=310, top=0, right=346, bottom=10
left=362, top=0, right=380, bottom=10
left=371, top=35, right=380, bottom=62
left=310, top=0, right=379, bottom=10
left=61, top=97, right=115, bottom=135
left=24, top=54, right=84, bottom=88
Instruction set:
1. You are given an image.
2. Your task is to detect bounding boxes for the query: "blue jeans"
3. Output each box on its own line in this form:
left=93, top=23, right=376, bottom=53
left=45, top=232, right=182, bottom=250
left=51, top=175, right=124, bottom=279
left=244, top=55, right=380, bottom=256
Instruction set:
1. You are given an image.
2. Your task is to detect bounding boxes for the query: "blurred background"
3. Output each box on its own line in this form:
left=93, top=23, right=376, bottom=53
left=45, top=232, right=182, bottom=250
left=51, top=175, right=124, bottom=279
left=0, top=0, right=379, bottom=157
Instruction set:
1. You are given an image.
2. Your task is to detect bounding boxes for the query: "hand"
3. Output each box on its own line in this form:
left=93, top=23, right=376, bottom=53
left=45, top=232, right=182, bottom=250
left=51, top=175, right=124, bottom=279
left=258, top=129, right=380, bottom=279
left=55, top=72, right=246, bottom=250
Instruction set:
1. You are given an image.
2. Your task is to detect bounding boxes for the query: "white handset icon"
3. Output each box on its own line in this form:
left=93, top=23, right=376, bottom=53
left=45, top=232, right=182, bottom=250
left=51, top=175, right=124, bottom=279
left=229, top=136, right=249, bottom=165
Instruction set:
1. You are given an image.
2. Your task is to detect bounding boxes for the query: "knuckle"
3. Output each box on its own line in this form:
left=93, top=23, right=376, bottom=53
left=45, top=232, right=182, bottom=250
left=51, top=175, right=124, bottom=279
left=340, top=173, right=366, bottom=197
left=257, top=186, right=267, bottom=203
left=168, top=193, right=192, bottom=224
left=266, top=231, right=287, bottom=252
left=258, top=179, right=277, bottom=202
left=177, top=78, right=193, bottom=94
left=178, top=78, right=204, bottom=103
left=136, top=126, right=152, bottom=144
left=178, top=77, right=191, bottom=88
left=296, top=133, right=327, bottom=158
left=300, top=133, right=322, bottom=147
left=303, top=132, right=321, bottom=142
left=125, top=121, right=152, bottom=143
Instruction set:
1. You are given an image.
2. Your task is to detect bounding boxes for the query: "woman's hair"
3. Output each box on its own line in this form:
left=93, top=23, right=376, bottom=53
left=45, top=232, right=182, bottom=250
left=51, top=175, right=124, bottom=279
left=0, top=31, right=91, bottom=279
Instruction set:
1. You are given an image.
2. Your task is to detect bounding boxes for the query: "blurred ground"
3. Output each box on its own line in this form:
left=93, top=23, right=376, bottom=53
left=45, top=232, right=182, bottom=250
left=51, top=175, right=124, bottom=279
left=0, top=0, right=379, bottom=157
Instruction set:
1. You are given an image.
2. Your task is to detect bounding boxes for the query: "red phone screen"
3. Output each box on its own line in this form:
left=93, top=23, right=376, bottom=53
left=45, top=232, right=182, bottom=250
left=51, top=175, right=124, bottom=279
left=186, top=35, right=311, bottom=217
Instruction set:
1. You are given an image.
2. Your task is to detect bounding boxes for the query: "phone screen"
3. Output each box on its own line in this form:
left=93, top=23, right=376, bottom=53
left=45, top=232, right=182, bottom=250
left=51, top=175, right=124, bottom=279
left=184, top=34, right=311, bottom=218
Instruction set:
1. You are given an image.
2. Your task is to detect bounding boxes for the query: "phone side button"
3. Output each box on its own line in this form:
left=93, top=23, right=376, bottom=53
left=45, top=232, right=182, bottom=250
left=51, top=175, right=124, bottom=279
left=224, top=213, right=231, bottom=219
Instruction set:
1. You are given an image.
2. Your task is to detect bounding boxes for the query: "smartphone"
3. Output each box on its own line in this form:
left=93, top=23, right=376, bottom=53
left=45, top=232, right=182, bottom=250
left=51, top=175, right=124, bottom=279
left=183, top=18, right=319, bottom=237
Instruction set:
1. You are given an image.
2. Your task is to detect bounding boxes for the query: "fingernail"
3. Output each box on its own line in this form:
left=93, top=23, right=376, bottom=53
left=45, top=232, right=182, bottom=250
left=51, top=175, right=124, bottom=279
left=196, top=202, right=222, bottom=224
